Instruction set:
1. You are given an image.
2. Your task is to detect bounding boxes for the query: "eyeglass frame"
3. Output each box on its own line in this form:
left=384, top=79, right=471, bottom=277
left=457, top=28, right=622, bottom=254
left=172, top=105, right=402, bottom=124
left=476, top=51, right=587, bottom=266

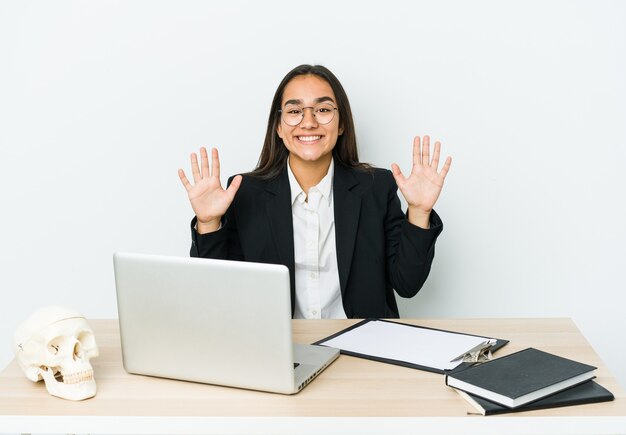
left=278, top=103, right=339, bottom=126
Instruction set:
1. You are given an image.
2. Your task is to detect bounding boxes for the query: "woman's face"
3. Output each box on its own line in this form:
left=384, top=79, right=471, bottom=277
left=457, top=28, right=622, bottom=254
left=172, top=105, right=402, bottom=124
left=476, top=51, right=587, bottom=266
left=277, top=74, right=343, bottom=167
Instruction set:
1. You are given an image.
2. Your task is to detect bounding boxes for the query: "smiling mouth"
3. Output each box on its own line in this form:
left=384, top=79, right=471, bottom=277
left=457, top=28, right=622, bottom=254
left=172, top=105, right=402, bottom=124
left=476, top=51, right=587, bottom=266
left=297, top=135, right=322, bottom=143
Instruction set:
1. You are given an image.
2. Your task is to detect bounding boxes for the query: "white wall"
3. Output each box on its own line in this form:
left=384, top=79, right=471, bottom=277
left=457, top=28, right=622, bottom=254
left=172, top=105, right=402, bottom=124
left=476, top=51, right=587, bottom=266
left=1, top=0, right=625, bottom=388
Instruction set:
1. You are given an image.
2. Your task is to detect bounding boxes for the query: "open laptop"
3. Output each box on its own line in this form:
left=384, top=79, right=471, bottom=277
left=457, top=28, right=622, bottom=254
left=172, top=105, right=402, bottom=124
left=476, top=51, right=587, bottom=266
left=113, top=252, right=339, bottom=394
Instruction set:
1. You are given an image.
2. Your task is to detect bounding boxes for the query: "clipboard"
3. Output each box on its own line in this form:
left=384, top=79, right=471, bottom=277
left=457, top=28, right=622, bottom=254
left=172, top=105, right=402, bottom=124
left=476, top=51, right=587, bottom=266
left=313, top=318, right=509, bottom=374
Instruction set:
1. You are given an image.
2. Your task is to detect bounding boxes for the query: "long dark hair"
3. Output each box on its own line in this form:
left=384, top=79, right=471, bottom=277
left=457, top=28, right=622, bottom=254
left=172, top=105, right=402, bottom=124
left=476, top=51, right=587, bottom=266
left=249, top=64, right=369, bottom=179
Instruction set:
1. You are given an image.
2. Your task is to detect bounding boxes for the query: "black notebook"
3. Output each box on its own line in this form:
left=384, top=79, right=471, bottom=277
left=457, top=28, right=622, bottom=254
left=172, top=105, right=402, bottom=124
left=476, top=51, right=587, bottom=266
left=454, top=380, right=614, bottom=415
left=445, top=347, right=597, bottom=408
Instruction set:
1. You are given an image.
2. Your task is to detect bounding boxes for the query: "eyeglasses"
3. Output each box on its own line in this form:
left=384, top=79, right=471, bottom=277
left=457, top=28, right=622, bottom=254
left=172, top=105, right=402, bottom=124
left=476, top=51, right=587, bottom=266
left=279, top=103, right=338, bottom=126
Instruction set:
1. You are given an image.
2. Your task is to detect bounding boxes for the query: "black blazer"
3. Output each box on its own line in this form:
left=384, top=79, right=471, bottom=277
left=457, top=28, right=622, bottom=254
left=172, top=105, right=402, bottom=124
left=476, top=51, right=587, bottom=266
left=190, top=162, right=443, bottom=318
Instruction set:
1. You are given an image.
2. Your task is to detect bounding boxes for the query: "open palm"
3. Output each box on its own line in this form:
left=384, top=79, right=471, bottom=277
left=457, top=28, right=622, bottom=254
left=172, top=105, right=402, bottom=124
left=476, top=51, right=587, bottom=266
left=391, top=136, right=451, bottom=213
left=178, top=147, right=242, bottom=229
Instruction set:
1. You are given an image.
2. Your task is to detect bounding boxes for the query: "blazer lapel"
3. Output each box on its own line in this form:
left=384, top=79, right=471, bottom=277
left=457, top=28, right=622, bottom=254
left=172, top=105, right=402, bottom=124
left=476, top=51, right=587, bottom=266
left=333, top=164, right=361, bottom=295
left=264, top=168, right=296, bottom=312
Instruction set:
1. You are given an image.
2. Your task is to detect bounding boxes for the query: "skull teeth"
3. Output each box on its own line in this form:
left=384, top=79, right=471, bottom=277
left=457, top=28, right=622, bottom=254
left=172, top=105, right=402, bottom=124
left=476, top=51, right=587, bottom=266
left=60, top=370, right=94, bottom=384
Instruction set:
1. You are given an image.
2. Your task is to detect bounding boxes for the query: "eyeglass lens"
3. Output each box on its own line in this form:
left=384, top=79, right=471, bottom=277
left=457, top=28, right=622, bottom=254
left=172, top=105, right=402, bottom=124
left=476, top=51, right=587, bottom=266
left=282, top=103, right=337, bottom=126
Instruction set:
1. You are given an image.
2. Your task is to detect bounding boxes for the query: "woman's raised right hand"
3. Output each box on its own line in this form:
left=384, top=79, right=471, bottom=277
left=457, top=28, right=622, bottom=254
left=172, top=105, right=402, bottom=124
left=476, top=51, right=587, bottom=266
left=178, top=147, right=242, bottom=233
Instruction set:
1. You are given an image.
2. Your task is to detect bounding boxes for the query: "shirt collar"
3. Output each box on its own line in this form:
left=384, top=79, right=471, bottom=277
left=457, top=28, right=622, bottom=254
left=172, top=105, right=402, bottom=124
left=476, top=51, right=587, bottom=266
left=287, top=157, right=334, bottom=206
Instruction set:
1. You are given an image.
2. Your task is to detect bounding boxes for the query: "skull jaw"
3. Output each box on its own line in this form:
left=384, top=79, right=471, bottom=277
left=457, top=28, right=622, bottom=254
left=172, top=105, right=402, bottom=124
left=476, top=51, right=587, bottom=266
left=40, top=367, right=97, bottom=401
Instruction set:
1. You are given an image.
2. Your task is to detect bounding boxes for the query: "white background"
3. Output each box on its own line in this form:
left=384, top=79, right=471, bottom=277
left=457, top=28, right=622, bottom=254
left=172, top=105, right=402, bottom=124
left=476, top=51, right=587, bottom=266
left=1, top=0, right=625, bottom=390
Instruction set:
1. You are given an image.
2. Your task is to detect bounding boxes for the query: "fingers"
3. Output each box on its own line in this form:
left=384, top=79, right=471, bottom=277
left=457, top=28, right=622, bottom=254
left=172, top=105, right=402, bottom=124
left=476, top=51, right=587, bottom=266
left=390, top=163, right=406, bottom=186
left=225, top=174, right=243, bottom=201
left=200, top=147, right=210, bottom=178
left=211, top=148, right=220, bottom=179
left=439, top=156, right=452, bottom=179
left=422, top=136, right=430, bottom=166
left=431, top=141, right=441, bottom=169
left=178, top=169, right=192, bottom=191
left=414, top=136, right=448, bottom=171
left=191, top=146, right=220, bottom=183
left=428, top=140, right=451, bottom=179
left=413, top=135, right=434, bottom=168
left=190, top=152, right=201, bottom=183
left=412, top=136, right=422, bottom=166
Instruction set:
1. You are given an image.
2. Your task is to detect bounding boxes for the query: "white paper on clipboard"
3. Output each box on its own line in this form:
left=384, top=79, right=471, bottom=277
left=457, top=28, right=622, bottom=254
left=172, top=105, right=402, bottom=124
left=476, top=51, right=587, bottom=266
left=319, top=320, right=492, bottom=371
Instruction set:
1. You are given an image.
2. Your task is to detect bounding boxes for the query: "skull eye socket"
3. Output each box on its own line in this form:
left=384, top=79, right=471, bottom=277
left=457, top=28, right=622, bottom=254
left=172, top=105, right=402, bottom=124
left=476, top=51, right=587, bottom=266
left=77, top=332, right=95, bottom=353
left=46, top=338, right=64, bottom=355
left=73, top=341, right=83, bottom=360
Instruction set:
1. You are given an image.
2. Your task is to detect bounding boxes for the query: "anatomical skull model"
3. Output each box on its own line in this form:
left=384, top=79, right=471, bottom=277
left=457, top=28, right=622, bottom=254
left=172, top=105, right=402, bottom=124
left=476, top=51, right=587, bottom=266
left=13, top=306, right=99, bottom=400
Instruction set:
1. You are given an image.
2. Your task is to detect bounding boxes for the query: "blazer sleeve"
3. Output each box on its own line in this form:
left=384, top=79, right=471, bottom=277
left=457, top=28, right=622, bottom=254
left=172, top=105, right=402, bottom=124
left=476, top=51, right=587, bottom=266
left=383, top=171, right=443, bottom=298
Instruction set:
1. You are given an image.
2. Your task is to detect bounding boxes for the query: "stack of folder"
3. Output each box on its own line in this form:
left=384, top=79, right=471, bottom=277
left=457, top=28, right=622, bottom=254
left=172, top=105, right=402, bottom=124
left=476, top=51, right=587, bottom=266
left=445, top=348, right=614, bottom=415
left=316, top=320, right=614, bottom=416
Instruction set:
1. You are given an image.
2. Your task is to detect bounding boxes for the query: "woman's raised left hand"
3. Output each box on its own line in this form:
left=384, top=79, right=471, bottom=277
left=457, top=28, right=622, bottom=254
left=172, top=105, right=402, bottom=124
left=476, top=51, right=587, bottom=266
left=391, top=135, right=452, bottom=228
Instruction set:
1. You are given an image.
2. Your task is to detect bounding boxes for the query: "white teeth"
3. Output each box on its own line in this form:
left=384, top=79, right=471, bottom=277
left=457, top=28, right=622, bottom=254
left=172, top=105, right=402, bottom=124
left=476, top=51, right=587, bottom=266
left=61, top=369, right=95, bottom=384
left=298, top=136, right=321, bottom=142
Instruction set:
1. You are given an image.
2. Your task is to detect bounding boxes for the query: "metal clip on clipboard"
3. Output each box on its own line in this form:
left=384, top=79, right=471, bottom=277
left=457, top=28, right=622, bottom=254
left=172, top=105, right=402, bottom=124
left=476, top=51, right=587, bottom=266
left=449, top=339, right=498, bottom=364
